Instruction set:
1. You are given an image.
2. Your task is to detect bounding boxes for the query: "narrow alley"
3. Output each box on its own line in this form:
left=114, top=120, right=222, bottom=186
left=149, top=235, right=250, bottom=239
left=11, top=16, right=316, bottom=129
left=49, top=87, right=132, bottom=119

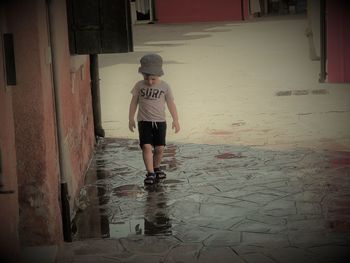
left=57, top=15, right=350, bottom=263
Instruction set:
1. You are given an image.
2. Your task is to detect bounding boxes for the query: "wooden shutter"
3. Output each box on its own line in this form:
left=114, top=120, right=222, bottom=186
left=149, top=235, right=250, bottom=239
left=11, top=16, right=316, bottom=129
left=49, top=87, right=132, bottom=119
left=67, top=0, right=133, bottom=54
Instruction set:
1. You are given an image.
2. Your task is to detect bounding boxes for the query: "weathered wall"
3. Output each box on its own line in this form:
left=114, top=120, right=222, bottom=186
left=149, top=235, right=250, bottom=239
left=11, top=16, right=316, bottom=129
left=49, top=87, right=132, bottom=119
left=0, top=6, right=20, bottom=260
left=7, top=0, right=63, bottom=245
left=49, top=0, right=95, bottom=214
left=327, top=0, right=350, bottom=83
left=4, top=0, right=95, bottom=246
left=155, top=0, right=243, bottom=23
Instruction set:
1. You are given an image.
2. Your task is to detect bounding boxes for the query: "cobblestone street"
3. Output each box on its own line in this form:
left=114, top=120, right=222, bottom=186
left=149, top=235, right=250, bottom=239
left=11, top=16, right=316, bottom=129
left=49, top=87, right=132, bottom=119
left=57, top=138, right=350, bottom=262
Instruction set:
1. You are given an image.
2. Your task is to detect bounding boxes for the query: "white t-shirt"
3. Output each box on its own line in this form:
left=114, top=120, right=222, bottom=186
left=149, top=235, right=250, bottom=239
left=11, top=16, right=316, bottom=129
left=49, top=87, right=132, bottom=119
left=131, top=80, right=174, bottom=122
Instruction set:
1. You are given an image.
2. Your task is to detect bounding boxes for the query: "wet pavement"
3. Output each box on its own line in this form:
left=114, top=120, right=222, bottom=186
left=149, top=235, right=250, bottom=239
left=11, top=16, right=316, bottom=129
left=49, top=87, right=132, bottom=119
left=57, top=138, right=350, bottom=263
left=56, top=14, right=350, bottom=263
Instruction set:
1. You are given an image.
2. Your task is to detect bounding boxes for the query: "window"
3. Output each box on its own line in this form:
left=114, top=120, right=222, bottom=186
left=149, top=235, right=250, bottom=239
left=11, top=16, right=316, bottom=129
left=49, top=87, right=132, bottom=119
left=3, top=33, right=17, bottom=85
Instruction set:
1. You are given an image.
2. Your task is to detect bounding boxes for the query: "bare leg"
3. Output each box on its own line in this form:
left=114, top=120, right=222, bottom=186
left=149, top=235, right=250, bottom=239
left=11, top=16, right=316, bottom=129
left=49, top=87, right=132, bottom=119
left=142, top=144, right=154, bottom=173
left=153, top=145, right=164, bottom=169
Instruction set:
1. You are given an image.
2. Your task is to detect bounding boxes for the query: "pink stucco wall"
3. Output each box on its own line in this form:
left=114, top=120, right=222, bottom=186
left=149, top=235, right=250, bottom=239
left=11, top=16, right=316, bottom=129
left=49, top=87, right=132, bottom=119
left=327, top=1, right=350, bottom=83
left=7, top=0, right=63, bottom=245
left=62, top=59, right=95, bottom=210
left=49, top=0, right=95, bottom=211
left=155, top=0, right=244, bottom=23
left=3, top=0, right=95, bottom=246
left=0, top=31, right=20, bottom=261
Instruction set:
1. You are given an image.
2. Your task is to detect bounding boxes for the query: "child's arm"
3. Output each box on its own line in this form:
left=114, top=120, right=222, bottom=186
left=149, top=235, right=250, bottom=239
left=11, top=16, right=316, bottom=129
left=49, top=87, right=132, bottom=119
left=167, top=100, right=180, bottom=133
left=128, top=95, right=138, bottom=132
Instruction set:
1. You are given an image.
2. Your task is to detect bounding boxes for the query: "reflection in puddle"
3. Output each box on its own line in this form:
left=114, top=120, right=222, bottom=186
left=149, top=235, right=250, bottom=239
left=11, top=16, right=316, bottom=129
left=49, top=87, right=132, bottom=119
left=325, top=152, right=350, bottom=232
left=163, top=179, right=183, bottom=184
left=72, top=139, right=174, bottom=240
left=75, top=139, right=177, bottom=239
left=109, top=219, right=144, bottom=238
left=161, top=144, right=181, bottom=171
left=73, top=181, right=172, bottom=238
left=108, top=184, right=172, bottom=237
left=113, top=184, right=143, bottom=198
left=144, top=185, right=172, bottom=236
left=73, top=138, right=350, bottom=250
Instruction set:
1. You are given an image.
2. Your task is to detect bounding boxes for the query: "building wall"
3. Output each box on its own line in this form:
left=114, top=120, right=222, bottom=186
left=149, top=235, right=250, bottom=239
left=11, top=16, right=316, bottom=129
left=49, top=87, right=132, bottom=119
left=7, top=0, right=63, bottom=245
left=1, top=0, right=95, bottom=247
left=0, top=6, right=20, bottom=260
left=49, top=0, right=95, bottom=214
left=155, top=0, right=244, bottom=23
left=327, top=0, right=350, bottom=83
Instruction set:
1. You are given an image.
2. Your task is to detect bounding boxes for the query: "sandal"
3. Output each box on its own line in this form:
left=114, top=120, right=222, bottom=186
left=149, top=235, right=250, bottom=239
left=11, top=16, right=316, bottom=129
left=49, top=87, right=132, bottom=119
left=144, top=173, right=156, bottom=185
left=155, top=168, right=166, bottom=180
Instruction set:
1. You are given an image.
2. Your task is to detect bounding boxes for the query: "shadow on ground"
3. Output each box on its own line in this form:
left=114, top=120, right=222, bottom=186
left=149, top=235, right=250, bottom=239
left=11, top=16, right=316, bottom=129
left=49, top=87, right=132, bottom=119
left=98, top=14, right=307, bottom=69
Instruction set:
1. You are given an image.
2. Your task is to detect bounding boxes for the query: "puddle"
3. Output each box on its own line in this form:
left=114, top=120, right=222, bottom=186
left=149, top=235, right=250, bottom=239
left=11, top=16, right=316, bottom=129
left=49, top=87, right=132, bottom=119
left=330, top=157, right=350, bottom=167
left=113, top=184, right=143, bottom=198
left=73, top=138, right=350, bottom=245
left=108, top=213, right=172, bottom=238
left=163, top=179, right=183, bottom=184
left=109, top=219, right=144, bottom=238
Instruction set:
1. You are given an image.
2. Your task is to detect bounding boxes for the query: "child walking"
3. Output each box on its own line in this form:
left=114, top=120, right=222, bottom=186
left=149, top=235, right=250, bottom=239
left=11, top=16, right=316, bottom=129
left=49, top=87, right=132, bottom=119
left=128, top=54, right=180, bottom=185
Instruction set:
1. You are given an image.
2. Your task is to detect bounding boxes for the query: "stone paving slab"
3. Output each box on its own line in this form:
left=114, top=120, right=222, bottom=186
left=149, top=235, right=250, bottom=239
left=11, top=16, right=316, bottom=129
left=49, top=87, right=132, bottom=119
left=57, top=137, right=350, bottom=262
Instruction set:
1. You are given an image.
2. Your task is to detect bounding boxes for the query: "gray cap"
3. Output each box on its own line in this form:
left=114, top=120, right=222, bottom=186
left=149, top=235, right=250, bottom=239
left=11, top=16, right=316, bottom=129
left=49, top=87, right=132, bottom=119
left=138, top=53, right=164, bottom=76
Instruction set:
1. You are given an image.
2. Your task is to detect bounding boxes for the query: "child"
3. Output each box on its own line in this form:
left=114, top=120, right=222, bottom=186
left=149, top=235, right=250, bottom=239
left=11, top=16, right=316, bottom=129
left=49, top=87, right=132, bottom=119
left=129, top=54, right=180, bottom=185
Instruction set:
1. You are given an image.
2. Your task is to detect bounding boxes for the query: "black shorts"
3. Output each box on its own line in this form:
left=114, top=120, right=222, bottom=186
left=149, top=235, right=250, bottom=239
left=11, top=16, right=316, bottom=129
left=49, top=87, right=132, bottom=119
left=138, top=121, right=167, bottom=147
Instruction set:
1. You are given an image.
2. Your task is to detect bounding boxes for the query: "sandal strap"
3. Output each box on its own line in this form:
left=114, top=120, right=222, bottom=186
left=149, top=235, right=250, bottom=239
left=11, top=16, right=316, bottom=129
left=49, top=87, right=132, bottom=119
left=144, top=173, right=156, bottom=184
left=155, top=169, right=166, bottom=179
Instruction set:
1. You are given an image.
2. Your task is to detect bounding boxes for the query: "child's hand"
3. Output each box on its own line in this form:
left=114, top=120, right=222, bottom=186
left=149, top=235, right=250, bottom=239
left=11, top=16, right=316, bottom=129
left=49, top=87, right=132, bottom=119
left=129, top=120, right=136, bottom=132
left=172, top=120, right=180, bottom=133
